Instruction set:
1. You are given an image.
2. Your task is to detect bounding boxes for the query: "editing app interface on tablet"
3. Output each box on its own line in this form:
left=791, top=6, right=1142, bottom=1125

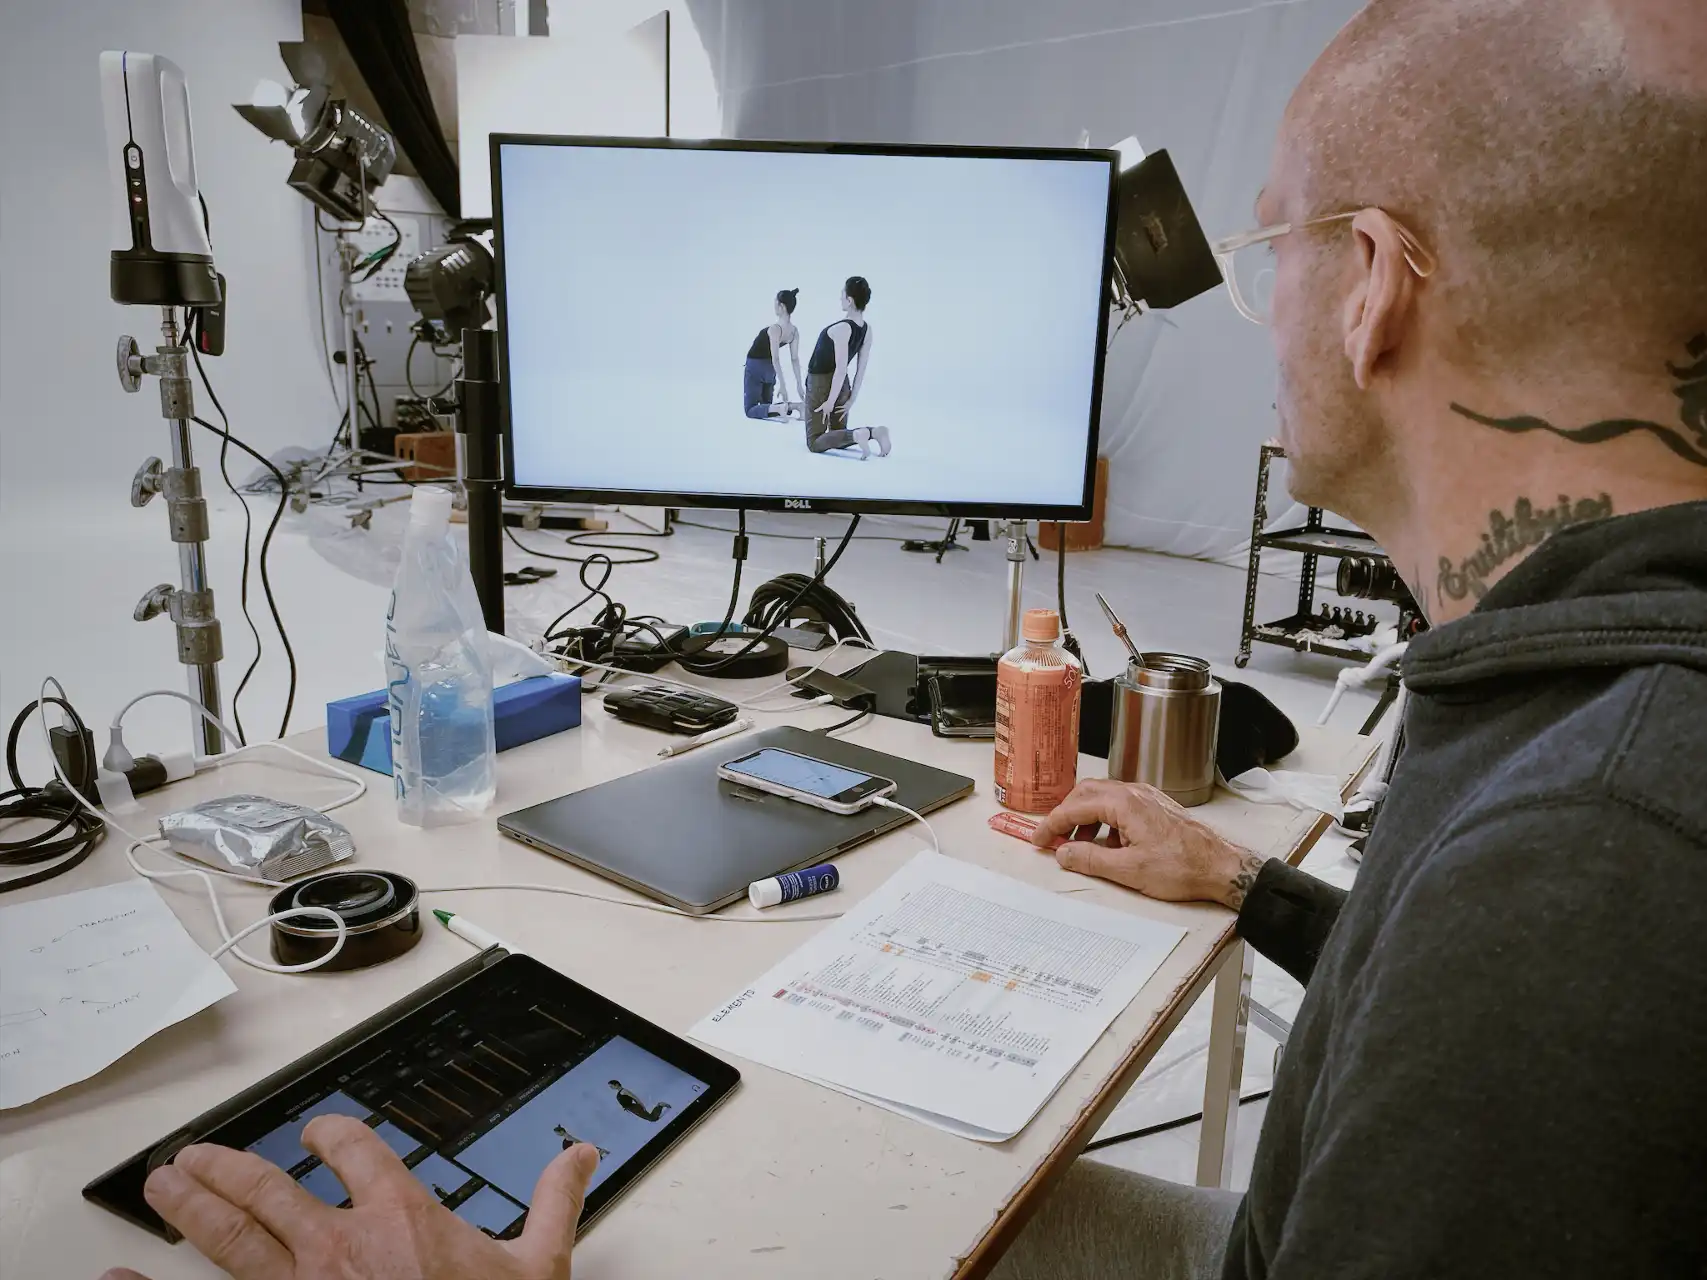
left=241, top=978, right=709, bottom=1238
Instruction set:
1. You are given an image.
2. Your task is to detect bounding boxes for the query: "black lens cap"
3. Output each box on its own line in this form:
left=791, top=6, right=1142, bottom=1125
left=291, top=871, right=397, bottom=928
left=269, top=870, right=421, bottom=971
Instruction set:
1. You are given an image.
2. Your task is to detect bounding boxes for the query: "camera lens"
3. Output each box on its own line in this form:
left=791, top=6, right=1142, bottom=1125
left=1336, top=557, right=1411, bottom=604
left=291, top=872, right=397, bottom=928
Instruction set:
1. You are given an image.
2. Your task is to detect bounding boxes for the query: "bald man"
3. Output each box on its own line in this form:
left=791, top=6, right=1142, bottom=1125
left=100, top=3, right=1705, bottom=1279
left=995, top=1, right=1707, bottom=1278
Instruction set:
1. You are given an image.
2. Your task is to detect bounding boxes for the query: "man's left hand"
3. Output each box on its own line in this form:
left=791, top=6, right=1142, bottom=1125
left=99, top=1114, right=599, bottom=1280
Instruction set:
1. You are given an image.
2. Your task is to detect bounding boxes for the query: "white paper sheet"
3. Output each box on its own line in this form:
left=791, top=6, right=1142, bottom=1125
left=692, top=852, right=1186, bottom=1140
left=0, top=879, right=237, bottom=1110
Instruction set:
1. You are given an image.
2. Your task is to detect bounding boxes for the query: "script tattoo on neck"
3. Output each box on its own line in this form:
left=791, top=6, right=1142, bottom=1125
left=1437, top=493, right=1613, bottom=604
left=1449, top=332, right=1707, bottom=466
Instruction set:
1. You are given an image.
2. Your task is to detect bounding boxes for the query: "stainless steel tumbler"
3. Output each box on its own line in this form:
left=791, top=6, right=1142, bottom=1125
left=1107, top=653, right=1221, bottom=806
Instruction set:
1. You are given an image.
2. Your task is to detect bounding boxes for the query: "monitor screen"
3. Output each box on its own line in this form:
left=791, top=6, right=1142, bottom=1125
left=493, top=137, right=1116, bottom=518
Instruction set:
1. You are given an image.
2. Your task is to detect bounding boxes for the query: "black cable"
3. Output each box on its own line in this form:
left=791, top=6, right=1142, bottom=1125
left=404, top=334, right=427, bottom=399
left=690, top=516, right=861, bottom=676
left=1082, top=1090, right=1272, bottom=1154
left=1055, top=522, right=1089, bottom=676
left=189, top=415, right=298, bottom=737
left=0, top=699, right=106, bottom=893
left=816, top=695, right=875, bottom=736
left=185, top=318, right=257, bottom=747
left=504, top=524, right=661, bottom=567
left=743, top=573, right=870, bottom=644
left=354, top=209, right=404, bottom=282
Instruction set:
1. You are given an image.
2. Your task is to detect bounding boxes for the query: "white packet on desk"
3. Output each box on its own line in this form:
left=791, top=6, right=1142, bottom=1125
left=1222, top=768, right=1345, bottom=823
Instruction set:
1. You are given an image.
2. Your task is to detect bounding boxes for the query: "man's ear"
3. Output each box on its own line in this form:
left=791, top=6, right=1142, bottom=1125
left=1342, top=208, right=1417, bottom=390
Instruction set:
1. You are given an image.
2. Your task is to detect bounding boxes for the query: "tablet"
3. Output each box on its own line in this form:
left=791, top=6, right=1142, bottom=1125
left=84, top=951, right=739, bottom=1242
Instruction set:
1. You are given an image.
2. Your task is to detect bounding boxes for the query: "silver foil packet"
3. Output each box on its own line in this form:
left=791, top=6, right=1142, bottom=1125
left=159, top=795, right=356, bottom=881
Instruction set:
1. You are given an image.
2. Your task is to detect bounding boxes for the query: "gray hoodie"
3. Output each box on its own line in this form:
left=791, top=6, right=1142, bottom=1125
left=1225, top=501, right=1707, bottom=1278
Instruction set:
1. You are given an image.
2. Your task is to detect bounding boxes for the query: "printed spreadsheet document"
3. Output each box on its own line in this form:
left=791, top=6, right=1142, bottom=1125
left=691, top=852, right=1186, bottom=1140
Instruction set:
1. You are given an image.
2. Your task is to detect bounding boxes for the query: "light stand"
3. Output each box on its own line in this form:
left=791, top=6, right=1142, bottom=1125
left=996, top=520, right=1033, bottom=652
left=119, top=311, right=225, bottom=754
left=445, top=326, right=505, bottom=634
left=336, top=232, right=360, bottom=448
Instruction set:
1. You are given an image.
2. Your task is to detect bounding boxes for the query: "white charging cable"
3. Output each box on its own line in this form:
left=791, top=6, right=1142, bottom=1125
left=416, top=880, right=846, bottom=923
left=423, top=795, right=937, bottom=924
left=869, top=795, right=940, bottom=855
left=35, top=679, right=358, bottom=974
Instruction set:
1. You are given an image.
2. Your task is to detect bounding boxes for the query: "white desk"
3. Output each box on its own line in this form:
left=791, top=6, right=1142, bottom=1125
left=0, top=690, right=1371, bottom=1280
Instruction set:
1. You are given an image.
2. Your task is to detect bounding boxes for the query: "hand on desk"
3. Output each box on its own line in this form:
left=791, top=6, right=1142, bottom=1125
left=1032, top=778, right=1266, bottom=911
left=99, top=1115, right=599, bottom=1280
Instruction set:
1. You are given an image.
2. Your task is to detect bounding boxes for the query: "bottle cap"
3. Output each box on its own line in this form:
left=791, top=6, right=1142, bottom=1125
left=1022, top=608, right=1061, bottom=642
left=409, top=485, right=455, bottom=527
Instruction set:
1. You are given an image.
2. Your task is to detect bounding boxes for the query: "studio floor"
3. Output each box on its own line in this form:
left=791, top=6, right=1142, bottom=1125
left=2, top=492, right=1381, bottom=1191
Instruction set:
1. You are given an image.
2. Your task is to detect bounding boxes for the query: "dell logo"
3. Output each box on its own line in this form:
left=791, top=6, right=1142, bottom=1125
left=784, top=498, right=812, bottom=510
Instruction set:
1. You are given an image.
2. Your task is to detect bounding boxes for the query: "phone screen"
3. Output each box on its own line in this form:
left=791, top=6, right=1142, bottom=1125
left=723, top=749, right=884, bottom=802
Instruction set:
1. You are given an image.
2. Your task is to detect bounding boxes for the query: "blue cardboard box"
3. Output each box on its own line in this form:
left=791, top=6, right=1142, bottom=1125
left=326, top=674, right=582, bottom=776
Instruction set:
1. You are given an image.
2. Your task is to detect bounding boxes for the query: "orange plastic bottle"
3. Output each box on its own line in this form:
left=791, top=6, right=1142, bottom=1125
left=994, top=608, right=1083, bottom=813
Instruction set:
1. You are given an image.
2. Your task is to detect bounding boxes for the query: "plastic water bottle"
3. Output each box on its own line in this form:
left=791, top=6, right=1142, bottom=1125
left=994, top=608, right=1083, bottom=813
left=385, top=487, right=497, bottom=826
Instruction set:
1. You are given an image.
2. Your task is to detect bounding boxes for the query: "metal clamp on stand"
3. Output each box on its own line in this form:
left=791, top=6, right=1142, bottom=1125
left=118, top=313, right=225, bottom=754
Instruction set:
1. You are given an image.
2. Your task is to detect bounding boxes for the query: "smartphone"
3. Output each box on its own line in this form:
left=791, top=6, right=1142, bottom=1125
left=717, top=747, right=897, bottom=815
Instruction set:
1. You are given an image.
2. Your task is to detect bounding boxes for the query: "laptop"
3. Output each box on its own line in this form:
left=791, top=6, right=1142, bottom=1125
left=497, top=726, right=976, bottom=914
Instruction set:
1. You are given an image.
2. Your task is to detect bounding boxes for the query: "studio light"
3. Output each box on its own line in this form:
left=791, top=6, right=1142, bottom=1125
left=405, top=227, right=495, bottom=345
left=234, top=79, right=396, bottom=223
left=1108, top=148, right=1223, bottom=313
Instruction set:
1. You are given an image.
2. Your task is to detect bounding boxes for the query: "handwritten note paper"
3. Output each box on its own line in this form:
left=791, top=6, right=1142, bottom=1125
left=0, top=879, right=237, bottom=1109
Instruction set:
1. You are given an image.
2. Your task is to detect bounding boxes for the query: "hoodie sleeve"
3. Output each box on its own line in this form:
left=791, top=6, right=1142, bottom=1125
left=1251, top=799, right=1707, bottom=1279
left=1234, top=858, right=1347, bottom=986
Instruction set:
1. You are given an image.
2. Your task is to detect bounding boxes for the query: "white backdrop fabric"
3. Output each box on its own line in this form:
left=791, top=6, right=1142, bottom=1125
left=683, top=0, right=1366, bottom=559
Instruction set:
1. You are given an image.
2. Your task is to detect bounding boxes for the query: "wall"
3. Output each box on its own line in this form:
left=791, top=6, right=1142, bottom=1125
left=0, top=0, right=333, bottom=530
left=684, top=0, right=1367, bottom=560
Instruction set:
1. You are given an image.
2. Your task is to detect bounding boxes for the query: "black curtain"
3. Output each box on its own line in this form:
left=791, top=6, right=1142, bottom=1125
left=326, top=0, right=461, bottom=217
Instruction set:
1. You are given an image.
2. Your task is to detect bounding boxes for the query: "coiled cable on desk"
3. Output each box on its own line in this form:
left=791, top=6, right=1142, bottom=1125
left=0, top=697, right=106, bottom=892
left=743, top=572, right=870, bottom=644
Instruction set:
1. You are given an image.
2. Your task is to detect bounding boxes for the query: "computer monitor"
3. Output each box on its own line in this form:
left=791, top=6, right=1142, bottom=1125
left=492, top=136, right=1117, bottom=519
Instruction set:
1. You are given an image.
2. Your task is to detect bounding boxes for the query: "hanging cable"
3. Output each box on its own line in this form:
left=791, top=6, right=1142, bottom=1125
left=185, top=333, right=262, bottom=745
left=189, top=413, right=299, bottom=737
left=690, top=514, right=858, bottom=674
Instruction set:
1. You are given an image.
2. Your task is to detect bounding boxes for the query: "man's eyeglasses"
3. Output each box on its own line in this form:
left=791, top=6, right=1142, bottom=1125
left=1210, top=211, right=1437, bottom=325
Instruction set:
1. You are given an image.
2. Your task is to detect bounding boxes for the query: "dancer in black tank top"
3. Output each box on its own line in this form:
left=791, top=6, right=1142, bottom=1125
left=743, top=289, right=803, bottom=421
left=804, top=276, right=892, bottom=459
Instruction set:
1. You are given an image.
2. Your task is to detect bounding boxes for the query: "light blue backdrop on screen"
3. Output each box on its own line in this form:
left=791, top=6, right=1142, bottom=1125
left=499, top=142, right=1111, bottom=507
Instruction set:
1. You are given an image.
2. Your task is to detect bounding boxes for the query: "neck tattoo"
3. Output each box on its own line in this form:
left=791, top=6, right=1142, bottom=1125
left=1447, top=332, right=1707, bottom=466
left=1437, top=493, right=1614, bottom=605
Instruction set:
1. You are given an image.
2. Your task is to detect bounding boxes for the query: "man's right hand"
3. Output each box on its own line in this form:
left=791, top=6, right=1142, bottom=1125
left=99, top=1114, right=599, bottom=1280
left=1032, top=778, right=1265, bottom=910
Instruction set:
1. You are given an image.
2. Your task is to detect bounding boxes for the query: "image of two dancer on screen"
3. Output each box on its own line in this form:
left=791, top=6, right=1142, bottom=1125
left=742, top=276, right=893, bottom=459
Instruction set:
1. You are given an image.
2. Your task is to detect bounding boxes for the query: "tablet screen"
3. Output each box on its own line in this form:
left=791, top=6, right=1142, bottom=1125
left=245, top=1034, right=708, bottom=1236
left=87, top=954, right=738, bottom=1241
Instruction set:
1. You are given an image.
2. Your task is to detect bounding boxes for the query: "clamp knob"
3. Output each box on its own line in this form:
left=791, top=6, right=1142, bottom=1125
left=134, top=584, right=175, bottom=622
left=117, top=336, right=145, bottom=393
left=131, top=457, right=164, bottom=507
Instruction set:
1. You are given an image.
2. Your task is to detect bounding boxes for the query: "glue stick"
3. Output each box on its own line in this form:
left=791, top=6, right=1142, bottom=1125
left=994, top=609, right=1082, bottom=813
left=749, top=863, right=840, bottom=909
